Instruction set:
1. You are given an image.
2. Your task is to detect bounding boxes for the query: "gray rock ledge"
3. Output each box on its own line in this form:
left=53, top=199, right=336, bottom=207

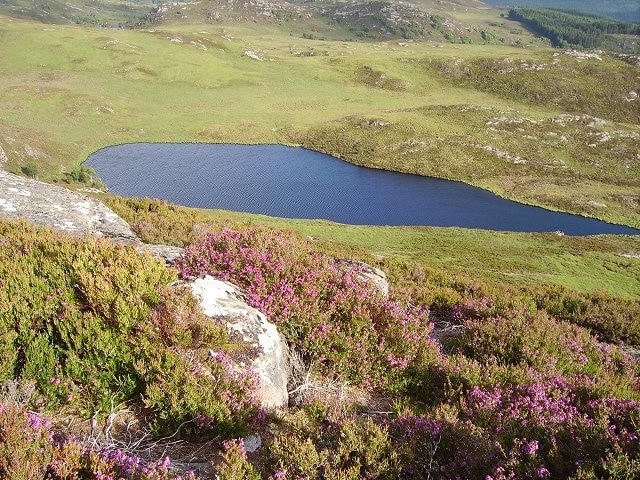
left=0, top=170, right=137, bottom=243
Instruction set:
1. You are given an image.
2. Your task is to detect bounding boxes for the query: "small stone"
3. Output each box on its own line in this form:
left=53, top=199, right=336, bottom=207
left=136, top=244, right=185, bottom=265
left=243, top=434, right=262, bottom=453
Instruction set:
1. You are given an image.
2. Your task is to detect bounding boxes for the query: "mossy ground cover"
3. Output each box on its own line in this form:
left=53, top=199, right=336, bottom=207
left=1, top=15, right=638, bottom=227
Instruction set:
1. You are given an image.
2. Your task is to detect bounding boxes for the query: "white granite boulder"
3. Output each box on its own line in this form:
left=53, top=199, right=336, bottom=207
left=188, top=275, right=289, bottom=408
left=0, top=170, right=187, bottom=266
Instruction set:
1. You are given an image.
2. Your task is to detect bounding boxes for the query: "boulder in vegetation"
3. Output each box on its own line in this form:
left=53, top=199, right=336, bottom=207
left=188, top=275, right=289, bottom=408
left=0, top=170, right=137, bottom=243
left=335, top=258, right=389, bottom=296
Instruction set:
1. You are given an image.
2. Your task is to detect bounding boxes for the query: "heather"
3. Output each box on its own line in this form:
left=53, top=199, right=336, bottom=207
left=172, top=226, right=640, bottom=477
left=1, top=217, right=640, bottom=478
left=175, top=228, right=440, bottom=392
left=0, top=219, right=259, bottom=441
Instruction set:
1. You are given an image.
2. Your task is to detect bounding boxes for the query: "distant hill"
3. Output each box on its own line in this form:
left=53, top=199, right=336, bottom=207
left=137, top=0, right=476, bottom=42
left=483, top=0, right=640, bottom=22
left=0, top=0, right=539, bottom=44
left=0, top=0, right=155, bottom=26
left=508, top=7, right=639, bottom=49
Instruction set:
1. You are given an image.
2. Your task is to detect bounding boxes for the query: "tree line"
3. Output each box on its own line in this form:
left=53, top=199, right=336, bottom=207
left=508, top=7, right=640, bottom=48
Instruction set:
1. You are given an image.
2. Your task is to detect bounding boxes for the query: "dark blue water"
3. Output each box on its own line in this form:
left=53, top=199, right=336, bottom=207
left=85, top=143, right=639, bottom=235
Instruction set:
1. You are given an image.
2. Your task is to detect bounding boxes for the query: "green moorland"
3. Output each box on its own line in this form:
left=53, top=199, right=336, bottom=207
left=0, top=12, right=639, bottom=228
left=1, top=206, right=640, bottom=478
left=105, top=196, right=640, bottom=301
left=1, top=3, right=640, bottom=478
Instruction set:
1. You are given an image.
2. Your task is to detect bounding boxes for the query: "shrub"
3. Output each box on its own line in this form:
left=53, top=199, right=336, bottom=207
left=0, top=400, right=196, bottom=479
left=0, top=221, right=175, bottom=410
left=175, top=228, right=441, bottom=392
left=20, top=163, right=38, bottom=179
left=0, top=219, right=257, bottom=439
left=142, top=350, right=260, bottom=438
left=64, top=165, right=104, bottom=188
left=106, top=196, right=240, bottom=247
left=266, top=406, right=400, bottom=479
left=215, top=439, right=261, bottom=480
left=0, top=403, right=53, bottom=479
left=388, top=413, right=504, bottom=479
left=528, top=285, right=640, bottom=344
left=446, top=295, right=640, bottom=401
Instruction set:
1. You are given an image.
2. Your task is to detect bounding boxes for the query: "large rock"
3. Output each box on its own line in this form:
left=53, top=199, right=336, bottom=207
left=0, top=170, right=138, bottom=243
left=188, top=275, right=289, bottom=408
left=335, top=259, right=389, bottom=296
left=0, top=170, right=185, bottom=266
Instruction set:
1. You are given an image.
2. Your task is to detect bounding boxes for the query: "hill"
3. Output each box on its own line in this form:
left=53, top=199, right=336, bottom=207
left=137, top=0, right=480, bottom=42
left=0, top=16, right=638, bottom=228
left=0, top=0, right=155, bottom=26
left=0, top=1, right=639, bottom=477
left=506, top=7, right=640, bottom=51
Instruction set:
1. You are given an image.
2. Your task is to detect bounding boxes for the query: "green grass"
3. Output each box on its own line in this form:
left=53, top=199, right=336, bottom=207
left=105, top=196, right=640, bottom=300
left=0, top=16, right=638, bottom=229
left=248, top=219, right=640, bottom=299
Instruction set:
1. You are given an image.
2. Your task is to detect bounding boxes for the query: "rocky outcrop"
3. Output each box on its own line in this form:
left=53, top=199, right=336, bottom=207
left=335, top=259, right=389, bottom=296
left=0, top=170, right=188, bottom=265
left=0, top=170, right=138, bottom=243
left=135, top=243, right=185, bottom=265
left=188, top=275, right=289, bottom=408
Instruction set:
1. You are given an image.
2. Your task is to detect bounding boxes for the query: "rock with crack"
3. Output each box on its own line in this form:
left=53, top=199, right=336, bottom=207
left=188, top=275, right=289, bottom=408
left=335, top=259, right=389, bottom=296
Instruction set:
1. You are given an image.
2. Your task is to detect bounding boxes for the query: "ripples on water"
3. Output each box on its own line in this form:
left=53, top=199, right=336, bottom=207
left=86, top=143, right=639, bottom=236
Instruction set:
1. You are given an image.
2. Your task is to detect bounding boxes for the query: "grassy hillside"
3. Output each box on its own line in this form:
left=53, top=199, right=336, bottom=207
left=105, top=196, right=640, bottom=300
left=0, top=16, right=638, bottom=229
left=1, top=3, right=640, bottom=478
left=0, top=0, right=155, bottom=26
left=137, top=0, right=536, bottom=44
